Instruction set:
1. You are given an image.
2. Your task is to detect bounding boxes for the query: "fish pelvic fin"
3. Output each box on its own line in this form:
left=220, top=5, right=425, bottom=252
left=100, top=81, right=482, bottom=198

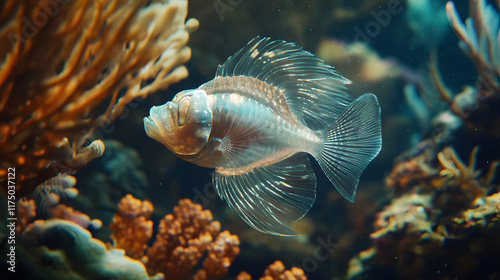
left=213, top=153, right=316, bottom=236
left=316, top=93, right=382, bottom=202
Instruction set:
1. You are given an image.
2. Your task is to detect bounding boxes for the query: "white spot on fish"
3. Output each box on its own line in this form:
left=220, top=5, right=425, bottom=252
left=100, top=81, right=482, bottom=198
left=229, top=93, right=243, bottom=105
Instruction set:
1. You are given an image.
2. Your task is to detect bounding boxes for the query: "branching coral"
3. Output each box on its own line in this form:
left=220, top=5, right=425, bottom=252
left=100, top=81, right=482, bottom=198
left=446, top=0, right=500, bottom=88
left=457, top=192, right=500, bottom=227
left=438, top=146, right=480, bottom=182
left=370, top=193, right=434, bottom=240
left=0, top=0, right=198, bottom=196
left=110, top=195, right=240, bottom=280
left=424, top=0, right=500, bottom=136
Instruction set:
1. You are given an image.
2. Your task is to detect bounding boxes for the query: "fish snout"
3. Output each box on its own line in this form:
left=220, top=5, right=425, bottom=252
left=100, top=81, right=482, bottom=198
left=144, top=102, right=176, bottom=146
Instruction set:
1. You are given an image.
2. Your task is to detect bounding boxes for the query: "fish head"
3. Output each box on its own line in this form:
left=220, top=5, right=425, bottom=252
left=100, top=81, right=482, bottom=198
left=144, top=89, right=213, bottom=155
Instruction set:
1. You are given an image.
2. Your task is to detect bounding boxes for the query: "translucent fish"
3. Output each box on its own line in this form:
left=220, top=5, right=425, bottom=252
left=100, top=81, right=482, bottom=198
left=144, top=37, right=382, bottom=236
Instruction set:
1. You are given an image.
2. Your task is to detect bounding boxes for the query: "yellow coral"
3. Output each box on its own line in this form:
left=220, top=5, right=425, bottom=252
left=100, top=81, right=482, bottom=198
left=437, top=146, right=481, bottom=185
left=457, top=192, right=500, bottom=227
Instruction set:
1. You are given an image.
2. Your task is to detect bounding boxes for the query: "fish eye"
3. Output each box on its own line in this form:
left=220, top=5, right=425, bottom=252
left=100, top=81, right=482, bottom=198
left=177, top=96, right=191, bottom=126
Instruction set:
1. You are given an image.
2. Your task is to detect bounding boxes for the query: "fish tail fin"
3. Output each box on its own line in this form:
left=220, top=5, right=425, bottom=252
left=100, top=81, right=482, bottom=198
left=316, top=93, right=382, bottom=202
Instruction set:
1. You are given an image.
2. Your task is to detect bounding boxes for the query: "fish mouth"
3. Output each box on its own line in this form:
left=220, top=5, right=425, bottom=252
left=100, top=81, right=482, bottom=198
left=143, top=103, right=176, bottom=145
left=143, top=114, right=162, bottom=143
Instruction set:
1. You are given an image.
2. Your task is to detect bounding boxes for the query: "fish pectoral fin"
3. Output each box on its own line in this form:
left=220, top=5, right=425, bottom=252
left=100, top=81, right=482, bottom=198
left=213, top=153, right=316, bottom=236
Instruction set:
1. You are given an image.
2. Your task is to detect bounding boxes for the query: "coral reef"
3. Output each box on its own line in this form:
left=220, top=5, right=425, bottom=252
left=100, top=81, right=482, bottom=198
left=348, top=145, right=500, bottom=279
left=14, top=194, right=305, bottom=279
left=345, top=1, right=500, bottom=270
left=0, top=0, right=198, bottom=195
left=110, top=195, right=240, bottom=280
left=16, top=219, right=149, bottom=280
left=48, top=204, right=103, bottom=230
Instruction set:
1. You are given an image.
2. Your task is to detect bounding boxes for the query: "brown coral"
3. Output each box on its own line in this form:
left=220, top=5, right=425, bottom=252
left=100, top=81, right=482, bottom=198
left=110, top=196, right=240, bottom=280
left=0, top=0, right=198, bottom=196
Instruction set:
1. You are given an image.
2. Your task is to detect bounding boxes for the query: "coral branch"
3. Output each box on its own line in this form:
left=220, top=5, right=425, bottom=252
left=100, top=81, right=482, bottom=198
left=446, top=0, right=500, bottom=86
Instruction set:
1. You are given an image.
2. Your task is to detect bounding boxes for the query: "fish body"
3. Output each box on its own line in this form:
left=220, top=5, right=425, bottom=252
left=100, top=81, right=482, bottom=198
left=180, top=76, right=321, bottom=174
left=144, top=37, right=382, bottom=236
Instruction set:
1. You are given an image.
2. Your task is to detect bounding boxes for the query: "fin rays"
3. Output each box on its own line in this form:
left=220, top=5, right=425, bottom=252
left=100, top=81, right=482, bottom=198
left=213, top=153, right=316, bottom=236
left=316, top=93, right=382, bottom=202
left=216, top=37, right=353, bottom=130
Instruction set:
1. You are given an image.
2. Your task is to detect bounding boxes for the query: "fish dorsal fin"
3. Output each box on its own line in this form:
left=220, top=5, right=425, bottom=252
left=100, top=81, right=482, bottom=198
left=216, top=37, right=353, bottom=130
left=213, top=153, right=316, bottom=236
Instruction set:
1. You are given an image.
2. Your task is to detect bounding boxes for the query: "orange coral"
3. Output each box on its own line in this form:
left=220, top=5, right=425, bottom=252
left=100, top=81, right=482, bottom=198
left=110, top=194, right=154, bottom=261
left=236, top=261, right=308, bottom=280
left=110, top=196, right=240, bottom=280
left=191, top=230, right=241, bottom=280
left=260, top=260, right=308, bottom=280
left=0, top=0, right=198, bottom=196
